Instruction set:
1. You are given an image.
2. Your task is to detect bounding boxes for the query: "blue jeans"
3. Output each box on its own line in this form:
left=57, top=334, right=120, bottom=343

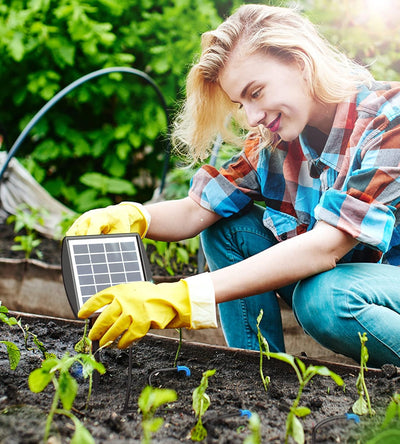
left=201, top=205, right=400, bottom=368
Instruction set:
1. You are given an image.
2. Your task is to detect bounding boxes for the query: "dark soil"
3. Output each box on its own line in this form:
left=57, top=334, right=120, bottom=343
left=1, top=315, right=400, bottom=444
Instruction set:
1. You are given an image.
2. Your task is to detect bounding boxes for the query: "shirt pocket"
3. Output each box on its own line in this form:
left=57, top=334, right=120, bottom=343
left=262, top=206, right=300, bottom=241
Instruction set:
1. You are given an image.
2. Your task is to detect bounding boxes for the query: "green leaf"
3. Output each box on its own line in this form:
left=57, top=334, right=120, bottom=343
left=59, top=371, right=78, bottom=410
left=294, top=406, right=311, bottom=418
left=0, top=341, right=21, bottom=370
left=28, top=367, right=53, bottom=392
left=353, top=397, right=369, bottom=415
left=190, top=418, right=208, bottom=442
left=70, top=417, right=95, bottom=444
left=291, top=415, right=305, bottom=444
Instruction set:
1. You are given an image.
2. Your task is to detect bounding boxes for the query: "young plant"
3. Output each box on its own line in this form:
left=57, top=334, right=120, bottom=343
left=270, top=352, right=344, bottom=444
left=138, top=385, right=177, bottom=444
left=174, top=328, right=183, bottom=367
left=0, top=302, right=55, bottom=369
left=256, top=309, right=270, bottom=391
left=243, top=412, right=262, bottom=444
left=28, top=351, right=105, bottom=442
left=190, top=368, right=216, bottom=441
left=6, top=203, right=47, bottom=259
left=143, top=237, right=200, bottom=276
left=256, top=311, right=344, bottom=444
left=366, top=392, right=400, bottom=443
left=352, top=332, right=375, bottom=417
left=0, top=303, right=21, bottom=370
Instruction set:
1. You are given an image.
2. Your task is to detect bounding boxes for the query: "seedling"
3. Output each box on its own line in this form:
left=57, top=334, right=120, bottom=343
left=6, top=203, right=47, bottom=259
left=0, top=302, right=54, bottom=370
left=143, top=237, right=199, bottom=276
left=174, top=328, right=183, bottom=367
left=138, top=385, right=177, bottom=444
left=365, top=392, right=400, bottom=443
left=190, top=368, right=216, bottom=441
left=0, top=303, right=21, bottom=370
left=256, top=309, right=270, bottom=391
left=352, top=332, right=375, bottom=417
left=256, top=310, right=344, bottom=444
left=28, top=351, right=105, bottom=442
left=243, top=412, right=261, bottom=444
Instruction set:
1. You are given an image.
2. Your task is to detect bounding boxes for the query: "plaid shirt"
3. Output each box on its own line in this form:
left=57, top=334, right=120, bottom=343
left=189, top=81, right=400, bottom=266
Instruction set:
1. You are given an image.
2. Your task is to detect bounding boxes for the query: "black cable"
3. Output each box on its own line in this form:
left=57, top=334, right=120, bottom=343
left=0, top=67, right=171, bottom=191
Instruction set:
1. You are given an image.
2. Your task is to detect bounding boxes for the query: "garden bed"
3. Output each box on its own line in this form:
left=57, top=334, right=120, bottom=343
left=1, top=313, right=399, bottom=443
left=0, top=221, right=356, bottom=363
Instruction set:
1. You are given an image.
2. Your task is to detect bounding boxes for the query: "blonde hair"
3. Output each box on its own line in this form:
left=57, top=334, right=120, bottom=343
left=172, top=3, right=373, bottom=163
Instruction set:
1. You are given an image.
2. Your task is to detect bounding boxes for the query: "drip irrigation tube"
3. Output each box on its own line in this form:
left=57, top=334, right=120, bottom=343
left=0, top=67, right=171, bottom=192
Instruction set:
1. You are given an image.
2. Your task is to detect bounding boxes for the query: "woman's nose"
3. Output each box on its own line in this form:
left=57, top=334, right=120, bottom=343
left=244, top=104, right=266, bottom=128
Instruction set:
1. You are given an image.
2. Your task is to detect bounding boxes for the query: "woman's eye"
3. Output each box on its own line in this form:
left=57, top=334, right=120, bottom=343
left=251, top=89, right=261, bottom=99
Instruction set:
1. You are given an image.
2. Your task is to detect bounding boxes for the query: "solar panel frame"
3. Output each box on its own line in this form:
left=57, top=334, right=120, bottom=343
left=62, top=233, right=152, bottom=318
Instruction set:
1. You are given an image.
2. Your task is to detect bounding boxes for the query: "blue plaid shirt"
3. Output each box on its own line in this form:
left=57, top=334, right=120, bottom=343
left=189, top=81, right=400, bottom=265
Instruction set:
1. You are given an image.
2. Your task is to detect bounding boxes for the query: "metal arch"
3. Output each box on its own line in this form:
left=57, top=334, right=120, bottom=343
left=0, top=67, right=171, bottom=191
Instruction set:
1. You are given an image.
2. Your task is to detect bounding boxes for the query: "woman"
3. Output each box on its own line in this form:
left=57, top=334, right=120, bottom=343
left=67, top=4, right=400, bottom=368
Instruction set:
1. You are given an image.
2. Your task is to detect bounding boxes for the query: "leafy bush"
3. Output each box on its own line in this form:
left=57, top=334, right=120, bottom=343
left=0, top=0, right=221, bottom=212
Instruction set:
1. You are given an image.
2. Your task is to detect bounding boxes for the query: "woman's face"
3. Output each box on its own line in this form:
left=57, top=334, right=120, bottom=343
left=219, top=50, right=332, bottom=141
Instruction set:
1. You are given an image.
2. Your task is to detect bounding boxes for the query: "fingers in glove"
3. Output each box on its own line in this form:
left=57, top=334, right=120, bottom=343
left=117, top=319, right=151, bottom=348
left=87, top=302, right=121, bottom=343
left=98, top=314, right=133, bottom=348
left=78, top=289, right=116, bottom=319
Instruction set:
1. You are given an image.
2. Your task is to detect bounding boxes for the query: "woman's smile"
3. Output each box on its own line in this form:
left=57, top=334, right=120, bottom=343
left=219, top=50, right=335, bottom=140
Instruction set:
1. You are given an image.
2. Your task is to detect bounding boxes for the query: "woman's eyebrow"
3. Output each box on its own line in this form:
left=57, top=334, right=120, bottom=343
left=241, top=81, right=256, bottom=99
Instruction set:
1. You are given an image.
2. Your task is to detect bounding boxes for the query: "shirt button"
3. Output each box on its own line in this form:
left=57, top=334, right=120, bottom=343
left=281, top=233, right=287, bottom=241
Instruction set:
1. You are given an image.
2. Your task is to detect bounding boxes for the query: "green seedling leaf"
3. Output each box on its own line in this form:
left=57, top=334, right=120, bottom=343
left=190, top=418, right=208, bottom=442
left=243, top=412, right=261, bottom=444
left=366, top=428, right=400, bottom=444
left=0, top=305, right=19, bottom=327
left=381, top=393, right=400, bottom=428
left=70, top=420, right=95, bottom=444
left=294, top=406, right=311, bottom=418
left=0, top=341, right=21, bottom=370
left=138, top=386, right=177, bottom=444
left=59, top=370, right=78, bottom=410
left=191, top=369, right=216, bottom=441
left=290, top=415, right=305, bottom=444
left=353, top=397, right=370, bottom=416
left=29, top=367, right=53, bottom=392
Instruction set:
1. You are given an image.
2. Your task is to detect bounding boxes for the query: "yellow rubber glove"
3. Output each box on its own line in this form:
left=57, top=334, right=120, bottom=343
left=77, top=274, right=217, bottom=348
left=66, top=202, right=150, bottom=238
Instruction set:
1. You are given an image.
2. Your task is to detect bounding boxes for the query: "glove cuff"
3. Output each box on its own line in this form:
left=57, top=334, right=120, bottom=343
left=119, top=202, right=151, bottom=237
left=184, top=273, right=217, bottom=329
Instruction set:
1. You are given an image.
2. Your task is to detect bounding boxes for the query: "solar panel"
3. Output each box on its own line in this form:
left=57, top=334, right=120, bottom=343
left=62, top=233, right=152, bottom=318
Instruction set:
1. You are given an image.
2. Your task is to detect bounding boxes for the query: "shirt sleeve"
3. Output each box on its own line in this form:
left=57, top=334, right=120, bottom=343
left=189, top=139, right=264, bottom=217
left=315, top=111, right=400, bottom=253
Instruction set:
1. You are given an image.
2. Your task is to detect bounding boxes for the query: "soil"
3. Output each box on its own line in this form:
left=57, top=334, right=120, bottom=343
left=1, top=222, right=400, bottom=443
left=1, top=315, right=399, bottom=444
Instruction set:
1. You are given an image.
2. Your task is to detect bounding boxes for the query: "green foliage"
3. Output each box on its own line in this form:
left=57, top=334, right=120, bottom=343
left=0, top=302, right=55, bottom=370
left=6, top=203, right=47, bottom=259
left=352, top=332, right=375, bottom=416
left=138, top=385, right=178, bottom=444
left=190, top=368, right=216, bottom=441
left=0, top=303, right=21, bottom=370
left=0, top=0, right=221, bottom=213
left=29, top=350, right=105, bottom=442
left=144, top=236, right=200, bottom=276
